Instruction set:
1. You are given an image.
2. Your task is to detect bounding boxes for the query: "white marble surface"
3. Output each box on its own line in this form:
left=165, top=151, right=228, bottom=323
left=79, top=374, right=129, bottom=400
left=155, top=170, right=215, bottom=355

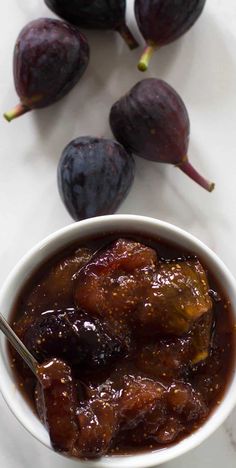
left=0, top=0, right=236, bottom=466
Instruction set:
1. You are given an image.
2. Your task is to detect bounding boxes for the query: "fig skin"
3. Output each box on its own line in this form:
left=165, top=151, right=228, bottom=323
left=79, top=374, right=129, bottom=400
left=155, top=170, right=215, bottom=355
left=57, top=136, right=135, bottom=221
left=45, top=0, right=139, bottom=49
left=135, top=0, right=207, bottom=71
left=109, top=78, right=214, bottom=192
left=4, top=18, right=89, bottom=122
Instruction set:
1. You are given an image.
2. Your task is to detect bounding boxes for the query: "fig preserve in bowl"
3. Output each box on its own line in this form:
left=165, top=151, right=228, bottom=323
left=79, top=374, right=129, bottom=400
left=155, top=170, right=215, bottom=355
left=0, top=215, right=235, bottom=468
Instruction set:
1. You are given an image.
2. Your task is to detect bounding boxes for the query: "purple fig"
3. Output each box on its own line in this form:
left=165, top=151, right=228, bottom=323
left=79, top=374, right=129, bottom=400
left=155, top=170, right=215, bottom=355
left=45, top=0, right=139, bottom=50
left=109, top=78, right=214, bottom=192
left=57, top=136, right=135, bottom=220
left=135, top=0, right=207, bottom=71
left=4, top=18, right=89, bottom=122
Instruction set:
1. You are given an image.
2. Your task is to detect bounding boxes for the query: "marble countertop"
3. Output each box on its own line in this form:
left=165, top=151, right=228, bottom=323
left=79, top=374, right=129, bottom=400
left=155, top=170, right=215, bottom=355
left=0, top=0, right=236, bottom=466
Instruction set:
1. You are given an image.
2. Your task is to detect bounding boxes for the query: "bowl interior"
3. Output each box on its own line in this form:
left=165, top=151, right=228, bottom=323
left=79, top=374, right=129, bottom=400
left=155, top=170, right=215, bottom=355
left=0, top=215, right=236, bottom=468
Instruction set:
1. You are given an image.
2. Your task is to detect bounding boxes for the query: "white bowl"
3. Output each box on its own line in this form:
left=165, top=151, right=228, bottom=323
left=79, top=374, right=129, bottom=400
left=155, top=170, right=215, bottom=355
left=0, top=215, right=236, bottom=467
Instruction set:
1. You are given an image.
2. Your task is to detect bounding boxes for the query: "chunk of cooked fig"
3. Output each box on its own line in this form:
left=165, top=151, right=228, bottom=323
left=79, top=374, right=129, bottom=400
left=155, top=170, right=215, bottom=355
left=76, top=398, right=118, bottom=458
left=113, top=375, right=167, bottom=447
left=74, top=238, right=157, bottom=336
left=24, top=308, right=124, bottom=369
left=36, top=359, right=79, bottom=454
left=167, top=382, right=207, bottom=422
left=135, top=260, right=212, bottom=335
left=118, top=375, right=165, bottom=431
left=135, top=315, right=213, bottom=381
left=66, top=309, right=125, bottom=368
left=136, top=336, right=191, bottom=380
left=24, top=309, right=84, bottom=364
left=75, top=239, right=212, bottom=336
left=36, top=364, right=119, bottom=459
left=117, top=380, right=207, bottom=447
left=26, top=248, right=92, bottom=312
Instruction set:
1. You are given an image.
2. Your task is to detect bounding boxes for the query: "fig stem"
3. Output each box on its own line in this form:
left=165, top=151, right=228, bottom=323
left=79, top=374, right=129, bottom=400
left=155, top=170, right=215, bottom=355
left=179, top=159, right=215, bottom=192
left=117, top=23, right=139, bottom=50
left=138, top=45, right=156, bottom=72
left=4, top=103, right=30, bottom=122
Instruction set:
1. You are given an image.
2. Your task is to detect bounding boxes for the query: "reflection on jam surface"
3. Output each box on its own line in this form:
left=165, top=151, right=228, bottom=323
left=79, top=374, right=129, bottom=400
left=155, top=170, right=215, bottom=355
left=9, top=234, right=236, bottom=459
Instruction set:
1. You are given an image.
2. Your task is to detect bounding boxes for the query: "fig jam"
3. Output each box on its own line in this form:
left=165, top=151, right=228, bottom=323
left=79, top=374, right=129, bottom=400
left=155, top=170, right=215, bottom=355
left=8, top=234, right=236, bottom=459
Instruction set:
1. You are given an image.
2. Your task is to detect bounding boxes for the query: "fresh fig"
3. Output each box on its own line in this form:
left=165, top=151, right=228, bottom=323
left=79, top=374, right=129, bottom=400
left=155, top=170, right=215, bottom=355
left=57, top=136, right=135, bottom=220
left=4, top=18, right=89, bottom=122
left=45, top=0, right=139, bottom=50
left=135, top=0, right=207, bottom=71
left=110, top=78, right=214, bottom=192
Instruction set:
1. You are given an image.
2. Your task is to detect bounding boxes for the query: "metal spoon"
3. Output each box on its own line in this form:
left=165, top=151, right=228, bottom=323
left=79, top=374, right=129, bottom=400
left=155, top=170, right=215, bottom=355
left=0, top=312, right=38, bottom=376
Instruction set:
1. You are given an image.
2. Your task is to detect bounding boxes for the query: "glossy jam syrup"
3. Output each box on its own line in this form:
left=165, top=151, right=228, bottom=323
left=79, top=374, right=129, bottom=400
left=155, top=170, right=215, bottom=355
left=8, top=233, right=236, bottom=458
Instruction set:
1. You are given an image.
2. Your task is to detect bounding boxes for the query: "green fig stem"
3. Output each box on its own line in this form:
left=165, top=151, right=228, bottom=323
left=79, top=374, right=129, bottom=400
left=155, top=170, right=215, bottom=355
left=138, top=45, right=156, bottom=72
left=117, top=23, right=139, bottom=50
left=4, top=103, right=30, bottom=122
left=179, top=158, right=215, bottom=192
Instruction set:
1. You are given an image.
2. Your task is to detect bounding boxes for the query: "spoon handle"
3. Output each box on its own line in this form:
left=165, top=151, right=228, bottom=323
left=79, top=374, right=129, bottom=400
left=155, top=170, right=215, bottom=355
left=0, top=313, right=38, bottom=376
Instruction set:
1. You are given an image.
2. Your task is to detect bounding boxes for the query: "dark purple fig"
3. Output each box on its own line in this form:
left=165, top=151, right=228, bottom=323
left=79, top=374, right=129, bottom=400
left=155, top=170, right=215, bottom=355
left=57, top=136, right=135, bottom=220
left=4, top=18, right=89, bottom=122
left=45, top=0, right=139, bottom=50
left=135, top=0, right=207, bottom=71
left=110, top=78, right=214, bottom=192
